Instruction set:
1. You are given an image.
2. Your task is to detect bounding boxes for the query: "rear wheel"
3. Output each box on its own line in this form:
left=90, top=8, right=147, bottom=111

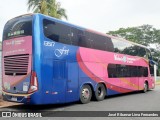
left=143, top=82, right=148, bottom=93
left=80, top=85, right=92, bottom=104
left=94, top=84, right=106, bottom=101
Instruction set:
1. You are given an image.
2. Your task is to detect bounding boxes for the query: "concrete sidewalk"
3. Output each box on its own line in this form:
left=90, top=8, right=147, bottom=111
left=0, top=98, right=21, bottom=108
left=0, top=94, right=21, bottom=108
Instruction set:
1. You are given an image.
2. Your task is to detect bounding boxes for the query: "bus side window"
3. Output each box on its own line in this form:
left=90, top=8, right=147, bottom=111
left=116, top=65, right=129, bottom=77
left=125, top=45, right=139, bottom=56
left=108, top=64, right=117, bottom=78
left=43, top=19, right=71, bottom=44
left=70, top=28, right=79, bottom=46
left=138, top=47, right=146, bottom=58
left=130, top=66, right=138, bottom=77
left=78, top=31, right=92, bottom=48
left=112, top=38, right=132, bottom=54
left=138, top=66, right=143, bottom=77
left=144, top=67, right=148, bottom=77
left=116, top=64, right=123, bottom=77
left=105, top=37, right=114, bottom=52
left=137, top=66, right=148, bottom=77
left=43, top=20, right=59, bottom=42
left=90, top=33, right=108, bottom=51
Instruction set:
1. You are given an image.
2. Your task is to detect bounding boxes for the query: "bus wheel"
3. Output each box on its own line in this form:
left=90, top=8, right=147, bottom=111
left=143, top=82, right=148, bottom=93
left=80, top=85, right=92, bottom=104
left=95, top=84, right=106, bottom=101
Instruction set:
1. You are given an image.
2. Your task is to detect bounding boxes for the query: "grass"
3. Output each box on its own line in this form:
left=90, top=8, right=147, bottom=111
left=156, top=79, right=160, bottom=85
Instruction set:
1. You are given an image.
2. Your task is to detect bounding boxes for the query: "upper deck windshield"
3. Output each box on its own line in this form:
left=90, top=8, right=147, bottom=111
left=3, top=15, right=32, bottom=40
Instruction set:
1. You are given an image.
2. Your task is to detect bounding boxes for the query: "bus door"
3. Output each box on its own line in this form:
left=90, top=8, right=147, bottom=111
left=52, top=60, right=66, bottom=103
left=66, top=62, right=79, bottom=102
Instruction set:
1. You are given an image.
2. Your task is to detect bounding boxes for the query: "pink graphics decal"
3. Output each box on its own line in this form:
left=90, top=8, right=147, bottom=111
left=2, top=36, right=32, bottom=91
left=77, top=47, right=150, bottom=93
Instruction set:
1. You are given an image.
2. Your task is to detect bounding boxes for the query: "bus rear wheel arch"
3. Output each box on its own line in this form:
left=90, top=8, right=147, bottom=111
left=79, top=84, right=92, bottom=104
left=94, top=83, right=106, bottom=101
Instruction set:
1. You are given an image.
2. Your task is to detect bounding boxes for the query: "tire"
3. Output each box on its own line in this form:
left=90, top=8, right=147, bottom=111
left=94, top=84, right=106, bottom=101
left=80, top=85, right=92, bottom=104
left=143, top=82, right=148, bottom=93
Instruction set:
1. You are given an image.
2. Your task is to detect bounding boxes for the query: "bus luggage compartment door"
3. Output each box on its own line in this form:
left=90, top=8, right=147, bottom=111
left=52, top=60, right=66, bottom=103
left=66, top=62, right=79, bottom=103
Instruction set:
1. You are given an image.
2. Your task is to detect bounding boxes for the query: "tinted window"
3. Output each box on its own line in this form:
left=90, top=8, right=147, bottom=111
left=108, top=64, right=117, bottom=78
left=70, top=28, right=79, bottom=46
left=43, top=19, right=71, bottom=44
left=138, top=47, right=146, bottom=57
left=116, top=65, right=130, bottom=77
left=123, top=45, right=139, bottom=56
left=43, top=19, right=115, bottom=52
left=130, top=66, right=138, bottom=77
left=90, top=33, right=106, bottom=51
left=144, top=67, right=148, bottom=77
left=106, top=37, right=114, bottom=52
left=112, top=38, right=132, bottom=54
left=78, top=31, right=92, bottom=48
left=112, top=38, right=150, bottom=59
left=138, top=66, right=148, bottom=77
left=3, top=16, right=32, bottom=40
left=108, top=64, right=148, bottom=78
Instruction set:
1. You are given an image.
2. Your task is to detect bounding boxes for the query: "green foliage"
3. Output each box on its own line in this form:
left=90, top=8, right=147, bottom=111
left=108, top=25, right=160, bottom=47
left=27, top=0, right=67, bottom=20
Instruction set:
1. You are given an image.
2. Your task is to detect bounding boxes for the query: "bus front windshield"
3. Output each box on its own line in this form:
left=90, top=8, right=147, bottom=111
left=3, top=15, right=32, bottom=40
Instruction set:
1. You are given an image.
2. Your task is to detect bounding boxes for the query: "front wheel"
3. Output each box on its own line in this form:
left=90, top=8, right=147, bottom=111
left=143, top=82, right=148, bottom=93
left=80, top=85, right=92, bottom=104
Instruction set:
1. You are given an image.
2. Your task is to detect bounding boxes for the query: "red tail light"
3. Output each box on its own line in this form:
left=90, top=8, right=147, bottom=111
left=28, top=71, right=38, bottom=93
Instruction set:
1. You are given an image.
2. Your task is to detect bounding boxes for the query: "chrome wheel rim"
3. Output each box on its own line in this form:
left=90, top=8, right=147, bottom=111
left=82, top=88, right=90, bottom=100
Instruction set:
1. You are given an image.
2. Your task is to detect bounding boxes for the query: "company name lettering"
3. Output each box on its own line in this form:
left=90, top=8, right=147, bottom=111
left=114, top=54, right=136, bottom=63
left=5, top=39, right=24, bottom=46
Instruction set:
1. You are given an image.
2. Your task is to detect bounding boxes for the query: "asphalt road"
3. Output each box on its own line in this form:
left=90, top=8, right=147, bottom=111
left=0, top=85, right=160, bottom=120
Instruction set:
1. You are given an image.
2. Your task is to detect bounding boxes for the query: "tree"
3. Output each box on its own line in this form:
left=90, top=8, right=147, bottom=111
left=108, top=25, right=160, bottom=47
left=27, top=0, right=67, bottom=20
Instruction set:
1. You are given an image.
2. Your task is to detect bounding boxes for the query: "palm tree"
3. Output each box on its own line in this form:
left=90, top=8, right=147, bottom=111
left=27, top=0, right=67, bottom=20
left=48, top=1, right=67, bottom=20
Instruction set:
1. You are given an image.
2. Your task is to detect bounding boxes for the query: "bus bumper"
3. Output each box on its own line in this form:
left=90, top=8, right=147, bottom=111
left=2, top=91, right=33, bottom=104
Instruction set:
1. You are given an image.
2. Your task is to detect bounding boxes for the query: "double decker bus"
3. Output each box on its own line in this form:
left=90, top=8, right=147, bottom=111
left=2, top=14, right=155, bottom=104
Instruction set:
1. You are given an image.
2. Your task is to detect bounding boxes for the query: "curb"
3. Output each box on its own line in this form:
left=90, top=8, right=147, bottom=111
left=0, top=100, right=21, bottom=108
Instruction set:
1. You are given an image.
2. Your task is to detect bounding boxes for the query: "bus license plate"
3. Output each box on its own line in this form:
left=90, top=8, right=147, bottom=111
left=11, top=97, right=17, bottom=101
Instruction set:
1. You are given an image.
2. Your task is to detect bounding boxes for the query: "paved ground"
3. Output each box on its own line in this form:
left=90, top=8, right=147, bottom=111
left=0, top=85, right=160, bottom=120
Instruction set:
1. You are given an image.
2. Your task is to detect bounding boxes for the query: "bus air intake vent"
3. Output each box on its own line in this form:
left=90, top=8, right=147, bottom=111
left=4, top=54, right=29, bottom=76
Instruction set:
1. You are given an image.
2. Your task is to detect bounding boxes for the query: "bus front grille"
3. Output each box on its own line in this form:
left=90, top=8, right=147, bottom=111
left=4, top=54, right=29, bottom=76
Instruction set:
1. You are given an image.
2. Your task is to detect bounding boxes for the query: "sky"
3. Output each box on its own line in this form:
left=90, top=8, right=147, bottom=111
left=0, top=0, right=160, bottom=41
